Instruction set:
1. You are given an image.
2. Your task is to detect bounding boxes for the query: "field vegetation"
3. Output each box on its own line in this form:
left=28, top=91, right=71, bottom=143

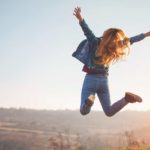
left=0, top=108, right=150, bottom=150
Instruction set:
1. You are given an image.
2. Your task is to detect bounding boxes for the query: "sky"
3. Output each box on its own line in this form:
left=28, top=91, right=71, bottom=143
left=0, top=0, right=150, bottom=111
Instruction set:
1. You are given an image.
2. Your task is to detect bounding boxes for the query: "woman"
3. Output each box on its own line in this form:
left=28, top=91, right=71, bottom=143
left=73, top=7, right=150, bottom=117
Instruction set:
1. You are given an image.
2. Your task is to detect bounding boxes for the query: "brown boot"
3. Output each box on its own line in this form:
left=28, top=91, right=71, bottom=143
left=86, top=95, right=95, bottom=106
left=125, top=92, right=142, bottom=103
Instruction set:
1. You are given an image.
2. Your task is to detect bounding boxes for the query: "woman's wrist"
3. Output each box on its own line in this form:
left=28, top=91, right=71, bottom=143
left=78, top=16, right=83, bottom=22
left=144, top=31, right=150, bottom=37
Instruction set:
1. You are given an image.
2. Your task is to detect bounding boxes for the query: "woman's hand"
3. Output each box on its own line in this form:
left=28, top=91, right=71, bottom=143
left=144, top=31, right=150, bottom=37
left=73, top=6, right=83, bottom=22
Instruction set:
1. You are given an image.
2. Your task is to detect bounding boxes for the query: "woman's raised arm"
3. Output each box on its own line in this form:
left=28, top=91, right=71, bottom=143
left=73, top=7, right=96, bottom=42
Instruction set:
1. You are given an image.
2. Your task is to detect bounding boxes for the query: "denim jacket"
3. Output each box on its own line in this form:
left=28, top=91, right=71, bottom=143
left=72, top=20, right=145, bottom=73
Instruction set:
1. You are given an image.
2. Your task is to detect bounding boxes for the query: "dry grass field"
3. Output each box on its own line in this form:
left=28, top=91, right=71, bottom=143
left=0, top=108, right=150, bottom=150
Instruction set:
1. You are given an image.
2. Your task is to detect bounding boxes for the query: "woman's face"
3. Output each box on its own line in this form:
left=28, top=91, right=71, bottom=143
left=116, top=31, right=125, bottom=41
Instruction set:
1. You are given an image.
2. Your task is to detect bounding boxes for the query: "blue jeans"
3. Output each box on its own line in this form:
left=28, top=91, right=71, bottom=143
left=80, top=74, right=128, bottom=117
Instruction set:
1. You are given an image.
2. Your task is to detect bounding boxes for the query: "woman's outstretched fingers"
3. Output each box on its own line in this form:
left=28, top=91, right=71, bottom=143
left=73, top=6, right=83, bottom=22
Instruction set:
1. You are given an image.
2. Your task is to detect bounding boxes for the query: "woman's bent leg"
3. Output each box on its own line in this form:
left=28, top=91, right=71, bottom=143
left=97, top=77, right=128, bottom=117
left=80, top=75, right=96, bottom=115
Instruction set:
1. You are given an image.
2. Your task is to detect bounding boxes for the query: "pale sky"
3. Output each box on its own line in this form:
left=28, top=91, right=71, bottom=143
left=0, top=0, right=150, bottom=111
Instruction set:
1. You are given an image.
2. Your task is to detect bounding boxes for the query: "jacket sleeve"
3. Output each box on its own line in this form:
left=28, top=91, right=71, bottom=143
left=79, top=19, right=96, bottom=42
left=130, top=33, right=145, bottom=45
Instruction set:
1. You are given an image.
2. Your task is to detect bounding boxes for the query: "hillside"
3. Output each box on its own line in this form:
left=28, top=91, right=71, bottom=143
left=0, top=108, right=150, bottom=150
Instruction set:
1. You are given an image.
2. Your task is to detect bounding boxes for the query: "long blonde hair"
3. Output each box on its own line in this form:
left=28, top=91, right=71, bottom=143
left=95, top=28, right=130, bottom=66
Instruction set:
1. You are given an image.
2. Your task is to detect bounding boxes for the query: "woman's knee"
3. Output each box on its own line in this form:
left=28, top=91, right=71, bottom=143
left=104, top=110, right=114, bottom=117
left=80, top=109, right=90, bottom=115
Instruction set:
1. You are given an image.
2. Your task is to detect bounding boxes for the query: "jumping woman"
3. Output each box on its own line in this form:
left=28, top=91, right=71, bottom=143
left=73, top=7, right=150, bottom=117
